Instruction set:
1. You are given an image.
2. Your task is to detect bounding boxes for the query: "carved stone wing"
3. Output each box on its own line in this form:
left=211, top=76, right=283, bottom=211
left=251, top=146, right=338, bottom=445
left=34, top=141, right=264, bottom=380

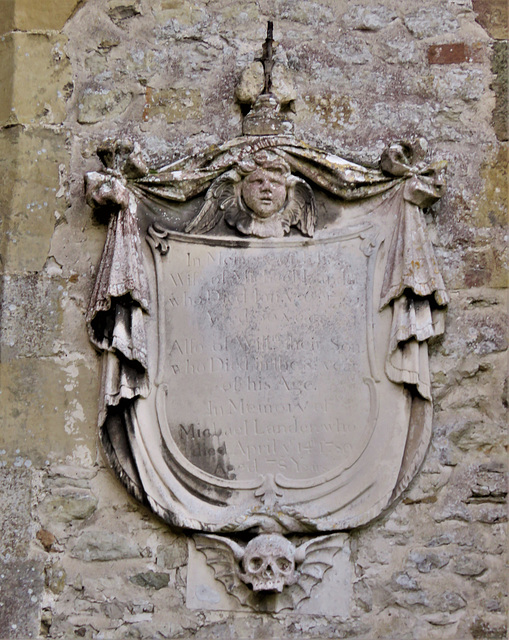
left=194, top=534, right=252, bottom=605
left=185, top=171, right=239, bottom=234
left=291, top=534, right=344, bottom=604
left=284, top=176, right=316, bottom=237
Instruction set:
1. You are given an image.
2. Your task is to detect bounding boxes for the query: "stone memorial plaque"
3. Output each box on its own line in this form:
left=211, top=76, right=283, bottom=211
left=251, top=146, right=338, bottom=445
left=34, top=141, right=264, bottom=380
left=85, top=23, right=448, bottom=611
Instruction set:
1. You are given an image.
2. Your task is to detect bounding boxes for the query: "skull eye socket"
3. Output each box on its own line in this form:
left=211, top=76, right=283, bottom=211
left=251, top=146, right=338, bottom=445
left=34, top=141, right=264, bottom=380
left=276, top=557, right=292, bottom=572
left=248, top=557, right=263, bottom=572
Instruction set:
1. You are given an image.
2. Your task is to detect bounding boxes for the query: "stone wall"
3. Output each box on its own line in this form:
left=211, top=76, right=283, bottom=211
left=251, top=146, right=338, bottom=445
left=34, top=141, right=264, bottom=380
left=0, top=0, right=506, bottom=638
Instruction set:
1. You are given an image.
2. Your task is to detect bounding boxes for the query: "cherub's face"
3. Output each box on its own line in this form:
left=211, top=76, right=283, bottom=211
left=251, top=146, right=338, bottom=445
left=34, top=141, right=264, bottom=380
left=241, top=168, right=287, bottom=219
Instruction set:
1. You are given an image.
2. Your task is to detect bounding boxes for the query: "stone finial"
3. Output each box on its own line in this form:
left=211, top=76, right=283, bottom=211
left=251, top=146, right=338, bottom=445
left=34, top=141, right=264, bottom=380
left=238, top=22, right=296, bottom=136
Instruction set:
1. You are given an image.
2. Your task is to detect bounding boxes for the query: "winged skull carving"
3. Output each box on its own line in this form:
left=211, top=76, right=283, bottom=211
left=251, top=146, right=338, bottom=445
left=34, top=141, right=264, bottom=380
left=194, top=533, right=344, bottom=612
left=185, top=149, right=316, bottom=238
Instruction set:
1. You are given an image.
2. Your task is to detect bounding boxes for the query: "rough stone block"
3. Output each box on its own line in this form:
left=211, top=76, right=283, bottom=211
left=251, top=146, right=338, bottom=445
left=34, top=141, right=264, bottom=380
left=45, top=563, right=66, bottom=594
left=106, top=0, right=142, bottom=25
left=463, top=246, right=508, bottom=288
left=40, top=489, right=98, bottom=524
left=408, top=551, right=450, bottom=573
left=433, top=68, right=485, bottom=104
left=378, top=36, right=419, bottom=65
left=71, top=532, right=141, bottom=561
left=330, top=34, right=373, bottom=64
left=0, top=559, right=44, bottom=640
left=432, top=591, right=467, bottom=613
left=0, top=33, right=72, bottom=126
left=469, top=470, right=507, bottom=500
left=472, top=504, right=507, bottom=524
left=143, top=87, right=203, bottom=123
left=439, top=300, right=508, bottom=358
left=0, top=274, right=64, bottom=361
left=471, top=144, right=508, bottom=230
left=343, top=5, right=397, bottom=31
left=156, top=538, right=188, bottom=570
left=46, top=464, right=98, bottom=488
left=300, top=93, right=353, bottom=131
left=403, top=7, right=459, bottom=38
left=269, top=1, right=333, bottom=26
left=0, top=126, right=69, bottom=273
left=391, top=571, right=419, bottom=591
left=0, top=469, right=32, bottom=560
left=470, top=614, right=507, bottom=638
left=78, top=89, right=133, bottom=125
left=491, top=43, right=508, bottom=141
left=129, top=571, right=170, bottom=590
left=453, top=553, right=487, bottom=576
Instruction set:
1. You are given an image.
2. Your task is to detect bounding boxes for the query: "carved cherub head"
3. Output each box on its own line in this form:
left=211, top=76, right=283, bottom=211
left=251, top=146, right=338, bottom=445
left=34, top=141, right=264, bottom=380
left=185, top=149, right=316, bottom=239
left=238, top=151, right=290, bottom=220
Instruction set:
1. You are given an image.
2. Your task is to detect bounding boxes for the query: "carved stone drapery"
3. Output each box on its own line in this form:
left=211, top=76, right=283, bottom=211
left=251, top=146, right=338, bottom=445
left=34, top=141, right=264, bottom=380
left=85, top=187, right=150, bottom=422
left=85, top=135, right=448, bottom=524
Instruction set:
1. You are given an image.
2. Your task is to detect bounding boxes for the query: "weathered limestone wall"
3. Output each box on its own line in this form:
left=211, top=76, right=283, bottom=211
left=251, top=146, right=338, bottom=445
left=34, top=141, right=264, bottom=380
left=0, top=0, right=506, bottom=638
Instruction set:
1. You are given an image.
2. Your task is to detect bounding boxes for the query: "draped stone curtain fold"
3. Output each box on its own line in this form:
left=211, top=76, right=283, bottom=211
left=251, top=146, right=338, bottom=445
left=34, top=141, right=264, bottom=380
left=86, top=192, right=150, bottom=427
left=380, top=179, right=449, bottom=400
